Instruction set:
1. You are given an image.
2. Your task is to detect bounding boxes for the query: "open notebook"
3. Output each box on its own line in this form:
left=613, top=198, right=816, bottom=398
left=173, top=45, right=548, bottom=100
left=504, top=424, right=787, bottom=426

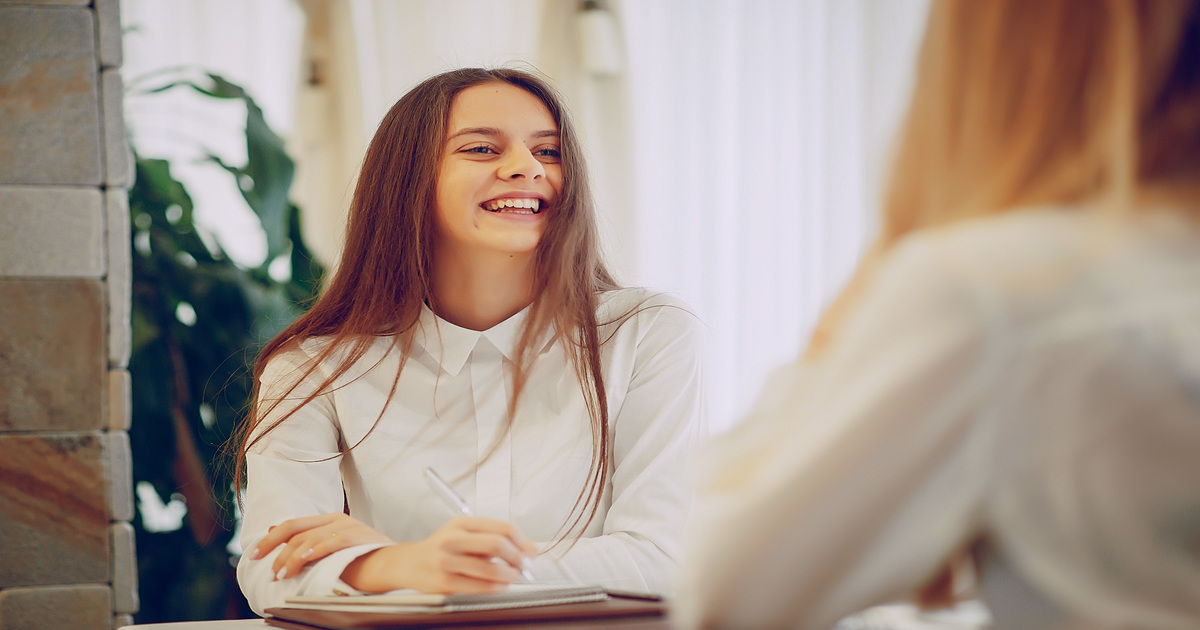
left=266, top=586, right=666, bottom=629
left=282, top=584, right=611, bottom=614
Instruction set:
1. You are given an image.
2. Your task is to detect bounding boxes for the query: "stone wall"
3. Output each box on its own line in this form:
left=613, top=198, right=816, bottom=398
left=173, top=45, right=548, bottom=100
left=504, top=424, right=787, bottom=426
left=0, top=1, right=137, bottom=629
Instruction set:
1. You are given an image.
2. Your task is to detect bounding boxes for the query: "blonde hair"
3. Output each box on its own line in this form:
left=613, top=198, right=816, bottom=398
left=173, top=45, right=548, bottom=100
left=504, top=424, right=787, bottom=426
left=808, top=0, right=1200, bottom=356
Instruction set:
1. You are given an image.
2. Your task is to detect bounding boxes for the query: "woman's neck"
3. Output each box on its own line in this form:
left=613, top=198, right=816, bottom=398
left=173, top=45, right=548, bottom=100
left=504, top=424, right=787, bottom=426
left=430, top=247, right=538, bottom=331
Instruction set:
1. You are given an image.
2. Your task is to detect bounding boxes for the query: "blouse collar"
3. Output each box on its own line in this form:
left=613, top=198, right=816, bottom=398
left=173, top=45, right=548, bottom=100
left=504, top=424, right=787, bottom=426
left=413, top=303, right=556, bottom=377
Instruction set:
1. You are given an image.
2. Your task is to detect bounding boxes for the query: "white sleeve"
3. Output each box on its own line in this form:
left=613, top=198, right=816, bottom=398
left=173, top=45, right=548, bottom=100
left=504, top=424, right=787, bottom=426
left=530, top=298, right=708, bottom=595
left=235, top=350, right=389, bottom=616
left=673, top=239, right=1006, bottom=628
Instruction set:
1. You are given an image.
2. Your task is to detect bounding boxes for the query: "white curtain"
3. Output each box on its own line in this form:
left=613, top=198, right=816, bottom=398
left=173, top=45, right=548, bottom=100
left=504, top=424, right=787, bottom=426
left=615, top=0, right=929, bottom=428
left=121, top=0, right=930, bottom=432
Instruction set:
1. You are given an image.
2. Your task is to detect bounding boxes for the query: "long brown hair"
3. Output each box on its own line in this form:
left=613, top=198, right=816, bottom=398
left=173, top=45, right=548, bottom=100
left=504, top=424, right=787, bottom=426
left=808, top=0, right=1200, bottom=357
left=233, top=68, right=620, bottom=543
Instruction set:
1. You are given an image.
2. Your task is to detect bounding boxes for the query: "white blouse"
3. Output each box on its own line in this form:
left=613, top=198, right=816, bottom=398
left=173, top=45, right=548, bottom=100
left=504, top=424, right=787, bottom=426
left=237, top=288, right=706, bottom=615
left=673, top=207, right=1200, bottom=629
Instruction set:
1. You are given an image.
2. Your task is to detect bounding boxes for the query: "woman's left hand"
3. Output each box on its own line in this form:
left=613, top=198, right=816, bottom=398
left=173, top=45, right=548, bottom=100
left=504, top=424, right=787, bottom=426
left=250, top=513, right=394, bottom=580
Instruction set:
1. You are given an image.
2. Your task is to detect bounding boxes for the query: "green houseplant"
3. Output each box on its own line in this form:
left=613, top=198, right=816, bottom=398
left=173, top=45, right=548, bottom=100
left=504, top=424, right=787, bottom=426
left=128, top=73, right=324, bottom=622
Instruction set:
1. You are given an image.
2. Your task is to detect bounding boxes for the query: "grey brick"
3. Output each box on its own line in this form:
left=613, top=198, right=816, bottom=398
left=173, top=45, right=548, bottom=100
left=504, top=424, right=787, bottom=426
left=107, top=369, right=131, bottom=432
left=104, top=431, right=133, bottom=522
left=106, top=187, right=131, bottom=367
left=101, top=70, right=131, bottom=188
left=0, top=434, right=110, bottom=588
left=96, top=0, right=122, bottom=69
left=0, top=279, right=105, bottom=432
left=0, top=585, right=112, bottom=630
left=109, top=522, right=138, bottom=614
left=0, top=6, right=102, bottom=185
left=0, top=186, right=105, bottom=278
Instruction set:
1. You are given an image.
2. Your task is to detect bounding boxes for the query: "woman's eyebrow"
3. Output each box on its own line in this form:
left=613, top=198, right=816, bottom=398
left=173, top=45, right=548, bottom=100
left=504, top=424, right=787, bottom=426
left=446, top=127, right=561, bottom=142
left=447, top=126, right=501, bottom=141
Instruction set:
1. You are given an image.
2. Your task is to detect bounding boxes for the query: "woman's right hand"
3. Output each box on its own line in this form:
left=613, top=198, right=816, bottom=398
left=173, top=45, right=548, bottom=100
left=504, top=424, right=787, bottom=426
left=341, top=516, right=539, bottom=594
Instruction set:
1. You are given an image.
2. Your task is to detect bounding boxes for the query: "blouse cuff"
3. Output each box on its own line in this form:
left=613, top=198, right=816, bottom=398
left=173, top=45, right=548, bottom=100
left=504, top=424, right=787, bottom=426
left=298, top=543, right=391, bottom=597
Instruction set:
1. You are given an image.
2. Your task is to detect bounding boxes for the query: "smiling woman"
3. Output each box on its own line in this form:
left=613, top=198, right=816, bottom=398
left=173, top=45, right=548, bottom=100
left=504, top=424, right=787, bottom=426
left=229, top=68, right=706, bottom=617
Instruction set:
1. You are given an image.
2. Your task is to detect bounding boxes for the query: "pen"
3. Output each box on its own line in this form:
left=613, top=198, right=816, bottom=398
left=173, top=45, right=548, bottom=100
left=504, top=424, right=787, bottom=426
left=423, top=467, right=473, bottom=517
left=423, top=467, right=535, bottom=582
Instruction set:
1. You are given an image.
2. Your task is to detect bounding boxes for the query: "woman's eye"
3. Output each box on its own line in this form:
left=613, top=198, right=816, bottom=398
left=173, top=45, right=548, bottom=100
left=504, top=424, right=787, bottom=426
left=535, top=148, right=562, bottom=159
left=462, top=145, right=496, bottom=154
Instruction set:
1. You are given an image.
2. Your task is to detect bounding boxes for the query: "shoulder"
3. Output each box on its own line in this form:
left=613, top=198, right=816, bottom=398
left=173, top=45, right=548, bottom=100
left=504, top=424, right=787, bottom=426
left=890, top=206, right=1197, bottom=326
left=895, top=207, right=1102, bottom=297
left=258, top=335, right=392, bottom=385
left=598, top=286, right=697, bottom=317
left=822, top=214, right=1072, bottom=367
left=894, top=205, right=1074, bottom=266
left=596, top=287, right=706, bottom=354
left=852, top=206, right=1200, bottom=366
left=598, top=287, right=702, bottom=330
left=862, top=208, right=1095, bottom=325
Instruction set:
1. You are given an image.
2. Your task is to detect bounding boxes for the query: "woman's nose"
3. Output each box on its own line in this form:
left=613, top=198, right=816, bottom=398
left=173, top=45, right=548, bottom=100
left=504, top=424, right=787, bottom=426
left=498, top=146, right=544, bottom=180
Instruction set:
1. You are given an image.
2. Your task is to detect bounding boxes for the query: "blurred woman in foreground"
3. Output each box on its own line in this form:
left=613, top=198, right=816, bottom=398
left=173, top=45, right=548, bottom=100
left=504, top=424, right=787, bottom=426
left=674, top=1, right=1200, bottom=628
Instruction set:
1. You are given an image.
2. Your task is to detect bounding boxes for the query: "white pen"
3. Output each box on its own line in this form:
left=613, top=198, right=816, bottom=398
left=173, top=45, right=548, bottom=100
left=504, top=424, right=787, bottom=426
left=423, top=467, right=535, bottom=582
left=423, top=467, right=473, bottom=517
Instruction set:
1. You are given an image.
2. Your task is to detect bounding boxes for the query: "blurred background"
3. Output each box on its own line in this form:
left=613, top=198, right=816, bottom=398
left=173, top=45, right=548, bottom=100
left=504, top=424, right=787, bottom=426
left=117, top=0, right=930, bottom=621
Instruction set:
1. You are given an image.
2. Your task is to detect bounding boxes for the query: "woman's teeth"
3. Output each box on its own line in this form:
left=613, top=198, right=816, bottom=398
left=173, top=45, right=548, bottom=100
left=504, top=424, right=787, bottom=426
left=483, top=198, right=541, bottom=214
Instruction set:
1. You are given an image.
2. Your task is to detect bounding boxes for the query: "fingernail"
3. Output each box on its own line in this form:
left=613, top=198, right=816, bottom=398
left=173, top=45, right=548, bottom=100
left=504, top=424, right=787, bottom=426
left=521, top=558, right=534, bottom=581
left=275, top=567, right=288, bottom=581
left=250, top=547, right=261, bottom=560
